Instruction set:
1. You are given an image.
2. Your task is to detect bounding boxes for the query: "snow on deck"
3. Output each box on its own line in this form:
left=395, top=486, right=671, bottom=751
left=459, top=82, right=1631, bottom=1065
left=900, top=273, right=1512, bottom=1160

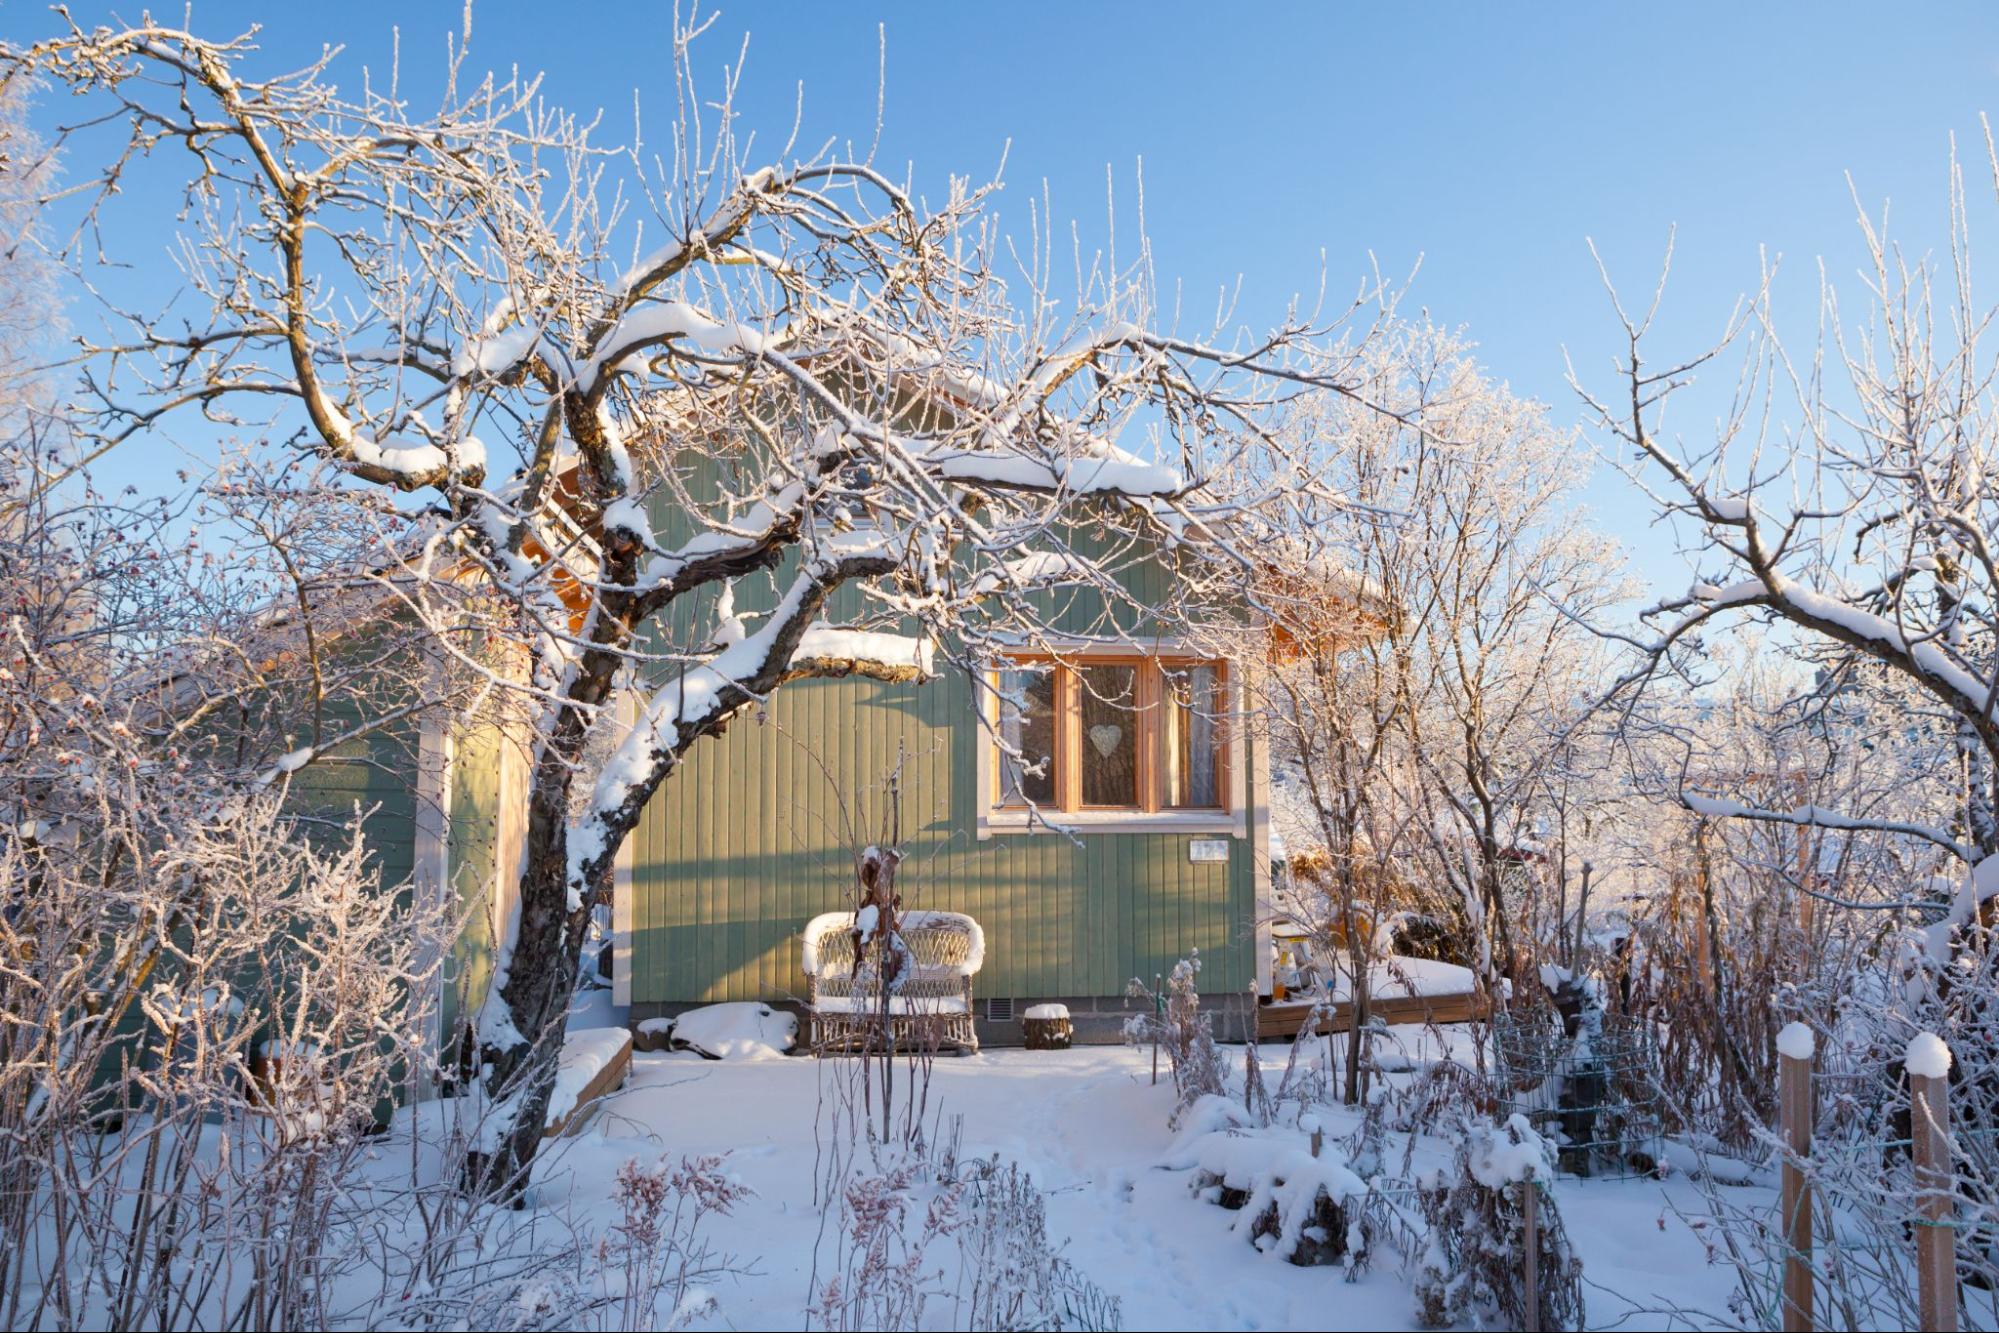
left=1327, top=954, right=1478, bottom=1000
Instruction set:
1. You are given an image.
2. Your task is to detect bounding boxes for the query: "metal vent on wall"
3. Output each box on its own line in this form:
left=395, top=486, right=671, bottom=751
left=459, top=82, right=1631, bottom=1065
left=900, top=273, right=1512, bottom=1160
left=986, top=998, right=1016, bottom=1023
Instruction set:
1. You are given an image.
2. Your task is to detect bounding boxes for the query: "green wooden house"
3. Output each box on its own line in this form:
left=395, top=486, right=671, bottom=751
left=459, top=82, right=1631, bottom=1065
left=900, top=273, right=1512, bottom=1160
left=613, top=643, right=1274, bottom=1045
left=597, top=463, right=1277, bottom=1045
left=271, top=471, right=1276, bottom=1056
left=270, top=661, right=526, bottom=1075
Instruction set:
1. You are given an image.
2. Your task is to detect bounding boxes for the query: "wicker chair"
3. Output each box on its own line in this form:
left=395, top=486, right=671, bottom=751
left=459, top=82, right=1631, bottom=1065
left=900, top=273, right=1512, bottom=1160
left=801, top=910, right=984, bottom=1055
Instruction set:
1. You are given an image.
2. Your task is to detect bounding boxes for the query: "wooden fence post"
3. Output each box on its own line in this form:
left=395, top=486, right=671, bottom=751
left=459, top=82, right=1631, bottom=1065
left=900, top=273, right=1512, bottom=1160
left=1151, top=974, right=1163, bottom=1087
left=1521, top=1176, right=1541, bottom=1333
left=1778, top=1023, right=1814, bottom=1332
left=1908, top=1032, right=1956, bottom=1333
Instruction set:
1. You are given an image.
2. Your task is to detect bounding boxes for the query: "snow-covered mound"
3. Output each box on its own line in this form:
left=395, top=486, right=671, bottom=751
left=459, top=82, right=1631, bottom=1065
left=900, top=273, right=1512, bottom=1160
left=1162, top=1095, right=1369, bottom=1266
left=641, top=1003, right=797, bottom=1061
left=1462, top=1112, right=1554, bottom=1187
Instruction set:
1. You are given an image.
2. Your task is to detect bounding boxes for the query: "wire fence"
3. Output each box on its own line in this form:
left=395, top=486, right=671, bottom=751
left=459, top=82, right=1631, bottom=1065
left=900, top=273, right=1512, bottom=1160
left=1490, top=1009, right=1666, bottom=1179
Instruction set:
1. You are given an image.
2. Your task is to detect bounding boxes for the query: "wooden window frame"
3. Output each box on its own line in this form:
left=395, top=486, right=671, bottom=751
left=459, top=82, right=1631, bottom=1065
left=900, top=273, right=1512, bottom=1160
left=984, top=644, right=1238, bottom=836
left=1160, top=659, right=1230, bottom=813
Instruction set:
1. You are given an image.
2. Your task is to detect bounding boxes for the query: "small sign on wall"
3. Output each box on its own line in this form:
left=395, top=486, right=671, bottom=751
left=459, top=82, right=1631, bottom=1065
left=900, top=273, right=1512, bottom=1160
left=1188, top=838, right=1229, bottom=863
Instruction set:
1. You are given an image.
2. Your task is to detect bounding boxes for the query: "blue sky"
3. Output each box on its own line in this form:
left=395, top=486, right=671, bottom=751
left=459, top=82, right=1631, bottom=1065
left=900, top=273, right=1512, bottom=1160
left=15, top=2, right=1999, bottom=593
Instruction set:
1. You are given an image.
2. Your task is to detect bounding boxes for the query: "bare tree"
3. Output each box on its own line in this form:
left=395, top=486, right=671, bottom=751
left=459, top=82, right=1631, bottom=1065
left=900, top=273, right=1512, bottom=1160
left=6, top=13, right=1407, bottom=1193
left=1231, top=341, right=1426, bottom=1107
left=1388, top=334, right=1627, bottom=986
left=1224, top=324, right=1623, bottom=1100
left=1571, top=137, right=1999, bottom=954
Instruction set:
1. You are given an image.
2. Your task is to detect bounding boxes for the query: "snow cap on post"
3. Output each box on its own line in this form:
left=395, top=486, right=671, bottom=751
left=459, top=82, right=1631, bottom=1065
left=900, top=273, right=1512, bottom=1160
left=1905, top=1031, right=1953, bottom=1080
left=1776, top=1022, right=1816, bottom=1062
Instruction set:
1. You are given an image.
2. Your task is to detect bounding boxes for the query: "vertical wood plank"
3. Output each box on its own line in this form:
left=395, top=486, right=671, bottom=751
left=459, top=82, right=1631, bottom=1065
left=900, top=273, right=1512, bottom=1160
left=1780, top=1045, right=1814, bottom=1333
left=1913, top=1067, right=1956, bottom=1333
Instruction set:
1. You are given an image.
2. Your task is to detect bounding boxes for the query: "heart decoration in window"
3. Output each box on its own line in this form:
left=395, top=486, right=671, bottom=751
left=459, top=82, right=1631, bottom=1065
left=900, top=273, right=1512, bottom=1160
left=1088, top=724, right=1123, bottom=758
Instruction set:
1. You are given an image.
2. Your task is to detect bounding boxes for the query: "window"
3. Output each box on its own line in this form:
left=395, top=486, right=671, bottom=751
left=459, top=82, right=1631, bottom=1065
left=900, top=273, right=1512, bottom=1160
left=991, top=652, right=1230, bottom=819
left=997, top=664, right=1057, bottom=805
left=1078, top=663, right=1139, bottom=807
left=1165, top=662, right=1222, bottom=809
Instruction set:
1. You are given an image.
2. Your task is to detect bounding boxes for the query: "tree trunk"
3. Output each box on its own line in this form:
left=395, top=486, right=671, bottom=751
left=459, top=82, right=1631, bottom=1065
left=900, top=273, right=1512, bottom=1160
left=457, top=542, right=897, bottom=1196
left=1342, top=881, right=1368, bottom=1106
left=461, top=638, right=626, bottom=1199
left=461, top=775, right=607, bottom=1199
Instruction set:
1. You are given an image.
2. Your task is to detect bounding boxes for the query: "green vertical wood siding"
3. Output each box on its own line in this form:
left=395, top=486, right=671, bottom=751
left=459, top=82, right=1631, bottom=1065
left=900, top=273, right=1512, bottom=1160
left=630, top=665, right=1257, bottom=1005
left=627, top=441, right=1256, bottom=1007
left=280, top=711, right=419, bottom=890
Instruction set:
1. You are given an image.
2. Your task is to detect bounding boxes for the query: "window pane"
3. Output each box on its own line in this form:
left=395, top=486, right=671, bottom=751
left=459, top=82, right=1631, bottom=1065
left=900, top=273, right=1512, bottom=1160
left=999, top=666, right=1056, bottom=805
left=1078, top=664, right=1138, bottom=806
left=1168, top=664, right=1222, bottom=808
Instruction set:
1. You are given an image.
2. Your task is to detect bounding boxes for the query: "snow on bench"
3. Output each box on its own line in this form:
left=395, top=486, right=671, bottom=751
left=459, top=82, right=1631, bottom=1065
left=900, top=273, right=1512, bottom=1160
left=801, top=910, right=983, bottom=1053
left=544, top=1027, right=632, bottom=1138
left=1329, top=955, right=1477, bottom=1000
left=1261, top=954, right=1488, bottom=1039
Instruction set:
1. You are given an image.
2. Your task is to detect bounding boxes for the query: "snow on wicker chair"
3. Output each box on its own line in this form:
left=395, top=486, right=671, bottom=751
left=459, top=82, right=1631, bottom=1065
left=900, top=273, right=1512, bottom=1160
left=801, top=910, right=984, bottom=1055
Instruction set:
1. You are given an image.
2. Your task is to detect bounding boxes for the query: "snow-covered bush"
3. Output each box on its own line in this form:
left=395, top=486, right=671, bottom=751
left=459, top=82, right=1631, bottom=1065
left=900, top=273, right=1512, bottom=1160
left=1202, top=1138, right=1366, bottom=1269
left=1164, top=1099, right=1372, bottom=1273
left=0, top=440, right=528, bottom=1324
left=0, top=794, right=453, bottom=1330
left=1413, top=1115, right=1583, bottom=1331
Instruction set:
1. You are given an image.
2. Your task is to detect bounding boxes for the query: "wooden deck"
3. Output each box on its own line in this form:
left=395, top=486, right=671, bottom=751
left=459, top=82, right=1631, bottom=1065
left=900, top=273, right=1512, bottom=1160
left=1256, top=990, right=1489, bottom=1041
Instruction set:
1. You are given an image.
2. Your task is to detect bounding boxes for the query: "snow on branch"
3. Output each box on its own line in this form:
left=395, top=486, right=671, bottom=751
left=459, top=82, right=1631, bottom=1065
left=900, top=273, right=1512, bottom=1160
left=789, top=624, right=936, bottom=679
left=1679, top=793, right=1971, bottom=861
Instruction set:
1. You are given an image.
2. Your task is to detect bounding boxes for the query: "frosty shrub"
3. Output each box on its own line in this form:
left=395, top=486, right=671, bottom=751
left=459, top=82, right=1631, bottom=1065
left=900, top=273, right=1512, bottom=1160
left=1125, top=951, right=1227, bottom=1126
left=1385, top=1059, right=1492, bottom=1141
left=810, top=1156, right=966, bottom=1333
left=1181, top=1132, right=1369, bottom=1273
left=1413, top=1115, right=1583, bottom=1331
left=0, top=794, right=451, bottom=1330
left=954, top=1156, right=1122, bottom=1331
left=599, top=1154, right=748, bottom=1332
left=808, top=957, right=1120, bottom=1333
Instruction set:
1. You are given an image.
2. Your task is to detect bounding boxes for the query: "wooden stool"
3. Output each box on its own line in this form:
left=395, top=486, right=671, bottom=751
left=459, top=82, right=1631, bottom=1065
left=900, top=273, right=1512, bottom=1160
left=1022, top=1003, right=1072, bottom=1050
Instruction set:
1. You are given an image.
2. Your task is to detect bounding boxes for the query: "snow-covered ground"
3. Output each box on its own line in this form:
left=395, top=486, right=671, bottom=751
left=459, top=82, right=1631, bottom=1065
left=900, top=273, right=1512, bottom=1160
left=429, top=1024, right=1753, bottom=1331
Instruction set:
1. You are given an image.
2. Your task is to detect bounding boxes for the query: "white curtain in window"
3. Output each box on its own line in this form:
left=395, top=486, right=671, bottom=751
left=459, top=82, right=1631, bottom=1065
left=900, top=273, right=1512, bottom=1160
left=1187, top=665, right=1217, bottom=805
